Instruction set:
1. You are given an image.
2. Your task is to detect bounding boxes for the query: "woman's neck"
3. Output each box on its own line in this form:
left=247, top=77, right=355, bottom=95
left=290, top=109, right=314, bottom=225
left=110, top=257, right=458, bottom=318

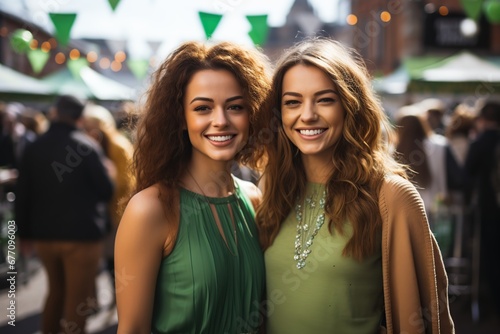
left=301, top=154, right=333, bottom=184
left=184, top=160, right=234, bottom=197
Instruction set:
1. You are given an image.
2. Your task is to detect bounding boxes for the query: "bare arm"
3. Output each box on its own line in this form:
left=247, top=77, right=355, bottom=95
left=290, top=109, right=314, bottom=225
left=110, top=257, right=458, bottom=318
left=114, top=186, right=169, bottom=334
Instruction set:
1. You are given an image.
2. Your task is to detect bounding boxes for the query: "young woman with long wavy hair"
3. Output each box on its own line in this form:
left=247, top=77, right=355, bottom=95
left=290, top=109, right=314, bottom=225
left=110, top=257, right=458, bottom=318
left=256, top=38, right=454, bottom=334
left=115, top=41, right=271, bottom=334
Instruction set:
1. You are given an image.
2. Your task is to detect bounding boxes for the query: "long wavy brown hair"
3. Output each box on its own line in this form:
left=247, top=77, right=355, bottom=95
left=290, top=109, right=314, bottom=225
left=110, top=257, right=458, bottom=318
left=131, top=41, right=271, bottom=229
left=255, top=38, right=406, bottom=261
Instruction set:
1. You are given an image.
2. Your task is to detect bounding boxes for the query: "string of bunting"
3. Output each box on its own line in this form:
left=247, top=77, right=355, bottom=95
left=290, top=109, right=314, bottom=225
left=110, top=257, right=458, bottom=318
left=198, top=11, right=269, bottom=46
left=460, top=0, right=500, bottom=23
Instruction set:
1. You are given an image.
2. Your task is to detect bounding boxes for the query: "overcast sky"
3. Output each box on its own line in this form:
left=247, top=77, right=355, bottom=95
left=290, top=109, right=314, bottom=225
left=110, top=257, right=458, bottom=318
left=0, top=0, right=345, bottom=57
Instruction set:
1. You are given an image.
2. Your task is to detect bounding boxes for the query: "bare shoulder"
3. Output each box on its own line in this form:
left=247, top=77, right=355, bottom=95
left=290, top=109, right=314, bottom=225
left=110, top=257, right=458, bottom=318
left=121, top=184, right=165, bottom=227
left=117, top=184, right=172, bottom=249
left=234, top=177, right=262, bottom=210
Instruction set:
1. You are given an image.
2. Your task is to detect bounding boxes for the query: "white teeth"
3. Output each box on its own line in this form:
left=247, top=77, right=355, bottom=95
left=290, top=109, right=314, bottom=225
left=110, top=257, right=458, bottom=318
left=299, top=129, right=325, bottom=136
left=208, top=135, right=233, bottom=142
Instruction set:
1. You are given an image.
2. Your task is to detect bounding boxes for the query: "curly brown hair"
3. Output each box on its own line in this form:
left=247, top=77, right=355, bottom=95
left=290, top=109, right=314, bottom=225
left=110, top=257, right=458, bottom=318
left=131, top=41, right=271, bottom=218
left=256, top=38, right=405, bottom=260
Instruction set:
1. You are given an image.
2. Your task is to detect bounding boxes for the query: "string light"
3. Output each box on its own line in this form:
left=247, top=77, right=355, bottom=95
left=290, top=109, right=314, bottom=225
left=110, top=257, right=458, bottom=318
left=48, top=38, right=57, bottom=48
left=380, top=11, right=391, bottom=22
left=41, top=41, right=51, bottom=52
left=346, top=14, right=358, bottom=25
left=87, top=51, right=98, bottom=63
left=99, top=57, right=111, bottom=69
left=55, top=52, right=66, bottom=64
left=29, top=39, right=38, bottom=50
left=69, top=48, right=80, bottom=60
left=439, top=6, right=449, bottom=16
left=424, top=3, right=436, bottom=14
left=111, top=60, right=122, bottom=72
left=114, top=51, right=126, bottom=63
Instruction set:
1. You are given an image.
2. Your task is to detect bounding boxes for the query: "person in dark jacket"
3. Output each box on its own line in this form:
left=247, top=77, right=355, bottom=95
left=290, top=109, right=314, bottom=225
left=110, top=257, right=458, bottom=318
left=15, top=94, right=114, bottom=334
left=465, top=101, right=500, bottom=320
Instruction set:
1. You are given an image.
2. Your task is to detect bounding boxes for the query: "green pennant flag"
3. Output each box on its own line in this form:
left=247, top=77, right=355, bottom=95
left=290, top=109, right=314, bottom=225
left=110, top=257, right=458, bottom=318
left=10, top=29, right=33, bottom=54
left=127, top=59, right=150, bottom=80
left=49, top=13, right=77, bottom=47
left=246, top=15, right=269, bottom=46
left=198, top=12, right=223, bottom=39
left=108, top=0, right=121, bottom=12
left=484, top=0, right=500, bottom=23
left=27, top=49, right=50, bottom=74
left=67, top=58, right=89, bottom=79
left=460, top=0, right=484, bottom=20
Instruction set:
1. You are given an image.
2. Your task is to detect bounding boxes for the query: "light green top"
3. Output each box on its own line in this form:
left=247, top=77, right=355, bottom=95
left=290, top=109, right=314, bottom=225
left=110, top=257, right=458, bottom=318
left=265, top=183, right=383, bottom=334
left=151, top=178, right=265, bottom=334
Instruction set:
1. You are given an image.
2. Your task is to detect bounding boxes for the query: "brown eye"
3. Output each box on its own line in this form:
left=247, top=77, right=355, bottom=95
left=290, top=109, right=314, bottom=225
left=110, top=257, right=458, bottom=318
left=228, top=104, right=244, bottom=111
left=194, top=105, right=210, bottom=112
left=283, top=100, right=300, bottom=106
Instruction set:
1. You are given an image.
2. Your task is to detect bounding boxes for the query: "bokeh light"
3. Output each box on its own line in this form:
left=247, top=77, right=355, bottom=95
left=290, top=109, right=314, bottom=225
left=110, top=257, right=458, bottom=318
left=29, top=39, right=38, bottom=50
left=69, top=49, right=81, bottom=60
left=87, top=51, right=98, bottom=63
left=55, top=52, right=66, bottom=64
left=380, top=11, right=391, bottom=23
left=114, top=51, right=126, bottom=63
left=439, top=6, right=449, bottom=16
left=424, top=3, right=436, bottom=14
left=346, top=14, right=358, bottom=25
left=460, top=18, right=478, bottom=37
left=111, top=60, right=122, bottom=72
left=48, top=38, right=57, bottom=48
left=99, top=57, right=111, bottom=69
left=41, top=41, right=51, bottom=52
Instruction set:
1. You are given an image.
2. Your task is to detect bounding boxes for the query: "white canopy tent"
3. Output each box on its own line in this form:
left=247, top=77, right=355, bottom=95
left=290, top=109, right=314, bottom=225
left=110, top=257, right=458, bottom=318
left=41, top=65, right=136, bottom=101
left=421, top=51, right=500, bottom=83
left=0, top=63, right=54, bottom=96
left=406, top=51, right=500, bottom=94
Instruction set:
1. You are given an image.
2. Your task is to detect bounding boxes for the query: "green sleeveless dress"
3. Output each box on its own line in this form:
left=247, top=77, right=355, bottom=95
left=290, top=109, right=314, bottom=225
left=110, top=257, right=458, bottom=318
left=265, top=182, right=383, bottom=334
left=151, top=178, right=265, bottom=334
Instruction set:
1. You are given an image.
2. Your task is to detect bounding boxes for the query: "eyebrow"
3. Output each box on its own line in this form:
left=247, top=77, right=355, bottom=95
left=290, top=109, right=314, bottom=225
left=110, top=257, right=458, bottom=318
left=282, top=89, right=338, bottom=98
left=189, top=95, right=244, bottom=104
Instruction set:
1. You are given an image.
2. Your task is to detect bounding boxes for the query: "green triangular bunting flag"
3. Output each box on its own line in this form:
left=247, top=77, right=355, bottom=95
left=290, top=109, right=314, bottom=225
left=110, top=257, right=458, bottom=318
left=460, top=0, right=484, bottom=21
left=127, top=59, right=150, bottom=80
left=198, top=12, right=223, bottom=39
left=67, top=58, right=89, bottom=79
left=49, top=13, right=77, bottom=47
left=27, top=49, right=50, bottom=74
left=108, top=0, right=121, bottom=12
left=246, top=15, right=269, bottom=46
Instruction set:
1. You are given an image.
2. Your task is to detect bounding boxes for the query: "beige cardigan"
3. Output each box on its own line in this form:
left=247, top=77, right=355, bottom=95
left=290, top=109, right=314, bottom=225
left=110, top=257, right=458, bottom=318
left=379, top=175, right=455, bottom=333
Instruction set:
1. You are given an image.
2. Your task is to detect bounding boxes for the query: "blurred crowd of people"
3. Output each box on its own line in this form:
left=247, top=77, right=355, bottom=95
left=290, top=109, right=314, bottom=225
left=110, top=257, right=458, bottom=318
left=1, top=94, right=500, bottom=331
left=0, top=97, right=136, bottom=333
left=392, top=97, right=500, bottom=322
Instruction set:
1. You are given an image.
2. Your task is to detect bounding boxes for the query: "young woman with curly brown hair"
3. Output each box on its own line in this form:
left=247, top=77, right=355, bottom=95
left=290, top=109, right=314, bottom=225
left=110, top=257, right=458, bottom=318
left=115, top=41, right=271, bottom=334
